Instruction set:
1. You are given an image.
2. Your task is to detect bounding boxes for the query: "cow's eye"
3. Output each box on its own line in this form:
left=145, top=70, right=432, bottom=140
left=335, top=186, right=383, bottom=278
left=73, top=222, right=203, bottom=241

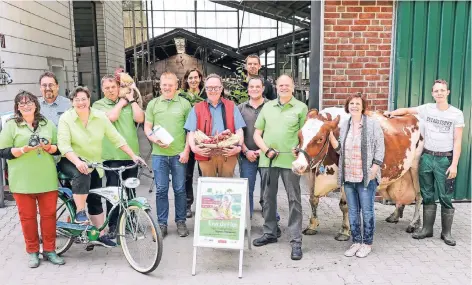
left=317, top=137, right=324, bottom=143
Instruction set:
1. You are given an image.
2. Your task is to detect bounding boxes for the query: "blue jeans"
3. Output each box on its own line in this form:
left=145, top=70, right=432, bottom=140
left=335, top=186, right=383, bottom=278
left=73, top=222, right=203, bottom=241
left=239, top=156, right=259, bottom=218
left=239, top=156, right=280, bottom=221
left=344, top=180, right=377, bottom=245
left=152, top=155, right=187, bottom=225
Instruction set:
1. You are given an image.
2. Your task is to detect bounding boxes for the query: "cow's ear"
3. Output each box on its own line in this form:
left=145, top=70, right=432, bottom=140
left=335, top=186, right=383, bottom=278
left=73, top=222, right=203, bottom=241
left=334, top=115, right=340, bottom=124
left=330, top=115, right=341, bottom=128
left=308, top=109, right=319, bottom=118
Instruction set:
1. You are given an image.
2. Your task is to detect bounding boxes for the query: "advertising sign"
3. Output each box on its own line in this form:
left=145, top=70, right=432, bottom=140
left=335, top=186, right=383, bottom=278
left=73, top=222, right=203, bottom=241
left=192, top=177, right=251, bottom=277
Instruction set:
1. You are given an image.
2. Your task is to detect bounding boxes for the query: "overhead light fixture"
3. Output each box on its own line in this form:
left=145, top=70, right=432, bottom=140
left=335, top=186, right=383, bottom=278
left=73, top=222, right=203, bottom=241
left=174, top=38, right=186, bottom=54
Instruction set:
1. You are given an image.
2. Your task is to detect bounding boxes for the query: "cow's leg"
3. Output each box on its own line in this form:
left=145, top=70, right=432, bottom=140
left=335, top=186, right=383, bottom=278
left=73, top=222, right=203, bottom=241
left=406, top=154, right=422, bottom=233
left=406, top=191, right=422, bottom=233
left=335, top=186, right=350, bottom=241
left=302, top=195, right=320, bottom=235
left=386, top=203, right=404, bottom=223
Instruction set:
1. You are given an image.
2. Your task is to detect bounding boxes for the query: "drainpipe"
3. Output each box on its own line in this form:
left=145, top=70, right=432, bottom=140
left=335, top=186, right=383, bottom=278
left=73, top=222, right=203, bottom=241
left=68, top=1, right=76, bottom=93
left=145, top=0, right=151, bottom=80
left=132, top=2, right=138, bottom=80
left=92, top=2, right=101, bottom=99
left=309, top=0, right=321, bottom=110
left=140, top=1, right=145, bottom=81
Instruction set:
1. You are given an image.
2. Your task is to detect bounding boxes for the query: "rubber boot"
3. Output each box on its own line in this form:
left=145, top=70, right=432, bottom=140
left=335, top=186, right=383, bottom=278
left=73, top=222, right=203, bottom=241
left=43, top=251, right=65, bottom=265
left=28, top=252, right=40, bottom=268
left=412, top=204, right=437, bottom=239
left=440, top=208, right=456, bottom=246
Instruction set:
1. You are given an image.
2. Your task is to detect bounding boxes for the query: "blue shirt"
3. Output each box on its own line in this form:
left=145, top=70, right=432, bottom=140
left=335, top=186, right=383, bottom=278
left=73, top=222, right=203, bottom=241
left=39, top=96, right=72, bottom=126
left=184, top=100, right=246, bottom=135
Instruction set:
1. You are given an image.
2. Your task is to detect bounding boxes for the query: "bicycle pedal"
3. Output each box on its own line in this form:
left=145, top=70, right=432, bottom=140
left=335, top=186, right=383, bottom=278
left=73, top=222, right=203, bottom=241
left=85, top=244, right=95, bottom=251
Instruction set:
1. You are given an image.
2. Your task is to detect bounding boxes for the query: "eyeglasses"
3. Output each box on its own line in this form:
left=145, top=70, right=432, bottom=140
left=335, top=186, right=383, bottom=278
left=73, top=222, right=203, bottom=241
left=205, top=86, right=222, bottom=92
left=40, top=84, right=56, bottom=89
left=18, top=101, right=34, bottom=108
left=73, top=98, right=89, bottom=103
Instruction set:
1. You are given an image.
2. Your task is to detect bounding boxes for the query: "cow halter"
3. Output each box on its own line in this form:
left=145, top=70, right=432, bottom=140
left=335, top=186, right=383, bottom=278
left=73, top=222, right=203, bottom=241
left=295, top=136, right=330, bottom=171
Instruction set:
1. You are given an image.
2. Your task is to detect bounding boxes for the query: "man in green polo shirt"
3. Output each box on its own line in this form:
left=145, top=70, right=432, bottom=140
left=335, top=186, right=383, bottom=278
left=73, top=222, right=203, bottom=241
left=93, top=75, right=145, bottom=238
left=144, top=72, right=192, bottom=238
left=252, top=75, right=308, bottom=261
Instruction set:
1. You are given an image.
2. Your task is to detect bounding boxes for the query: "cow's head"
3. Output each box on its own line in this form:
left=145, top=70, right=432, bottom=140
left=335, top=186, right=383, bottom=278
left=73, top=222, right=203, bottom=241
left=292, top=109, right=340, bottom=175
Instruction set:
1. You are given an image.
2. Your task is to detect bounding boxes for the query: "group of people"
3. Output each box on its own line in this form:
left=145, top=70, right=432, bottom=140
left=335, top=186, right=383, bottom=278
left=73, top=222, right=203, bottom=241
left=0, top=72, right=146, bottom=268
left=0, top=53, right=464, bottom=268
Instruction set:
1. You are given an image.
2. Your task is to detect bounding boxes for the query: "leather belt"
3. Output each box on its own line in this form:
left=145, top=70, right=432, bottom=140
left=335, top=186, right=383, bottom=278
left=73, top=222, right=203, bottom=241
left=423, top=148, right=453, bottom=157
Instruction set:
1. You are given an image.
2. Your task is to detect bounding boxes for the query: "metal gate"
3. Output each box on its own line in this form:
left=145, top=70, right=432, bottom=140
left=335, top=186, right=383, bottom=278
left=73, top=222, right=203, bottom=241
left=393, top=0, right=471, bottom=200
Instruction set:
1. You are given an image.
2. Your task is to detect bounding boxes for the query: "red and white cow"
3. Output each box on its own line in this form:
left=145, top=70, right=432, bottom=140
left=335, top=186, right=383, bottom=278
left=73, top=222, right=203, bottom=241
left=292, top=107, right=423, bottom=241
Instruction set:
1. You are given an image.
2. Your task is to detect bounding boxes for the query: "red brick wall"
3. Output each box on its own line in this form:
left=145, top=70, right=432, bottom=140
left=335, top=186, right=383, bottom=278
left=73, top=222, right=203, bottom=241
left=322, top=0, right=394, bottom=110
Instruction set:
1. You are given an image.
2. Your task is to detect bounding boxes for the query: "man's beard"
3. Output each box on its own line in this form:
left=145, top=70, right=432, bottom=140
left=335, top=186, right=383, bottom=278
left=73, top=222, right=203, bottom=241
left=248, top=69, right=258, bottom=76
left=45, top=92, right=54, bottom=99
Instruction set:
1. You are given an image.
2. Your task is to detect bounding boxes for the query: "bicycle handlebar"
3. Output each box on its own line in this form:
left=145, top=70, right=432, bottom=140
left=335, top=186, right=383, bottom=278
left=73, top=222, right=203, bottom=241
left=87, top=162, right=150, bottom=172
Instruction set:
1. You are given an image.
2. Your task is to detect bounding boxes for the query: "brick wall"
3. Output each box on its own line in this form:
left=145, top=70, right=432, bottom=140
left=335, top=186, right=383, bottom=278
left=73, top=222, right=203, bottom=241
left=322, top=0, right=394, bottom=110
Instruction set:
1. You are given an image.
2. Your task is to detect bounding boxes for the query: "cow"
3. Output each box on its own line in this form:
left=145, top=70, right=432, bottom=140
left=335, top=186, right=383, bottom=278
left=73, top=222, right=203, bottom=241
left=291, top=107, right=424, bottom=241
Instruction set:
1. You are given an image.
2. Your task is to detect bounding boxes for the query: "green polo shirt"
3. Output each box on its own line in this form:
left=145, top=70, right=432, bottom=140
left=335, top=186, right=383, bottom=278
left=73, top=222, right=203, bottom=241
left=0, top=119, right=58, bottom=194
left=145, top=95, right=191, bottom=156
left=93, top=98, right=140, bottom=160
left=255, top=97, right=308, bottom=169
left=57, top=108, right=127, bottom=177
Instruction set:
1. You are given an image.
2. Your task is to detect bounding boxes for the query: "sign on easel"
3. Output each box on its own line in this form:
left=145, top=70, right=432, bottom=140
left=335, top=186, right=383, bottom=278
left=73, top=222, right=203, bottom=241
left=192, top=177, right=251, bottom=278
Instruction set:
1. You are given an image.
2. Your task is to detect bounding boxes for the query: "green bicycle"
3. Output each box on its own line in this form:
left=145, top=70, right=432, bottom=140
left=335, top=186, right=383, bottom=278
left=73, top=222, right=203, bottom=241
left=55, top=162, right=163, bottom=274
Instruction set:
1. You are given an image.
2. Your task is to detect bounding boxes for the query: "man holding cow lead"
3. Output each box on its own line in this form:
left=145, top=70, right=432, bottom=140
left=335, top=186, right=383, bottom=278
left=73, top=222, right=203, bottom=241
left=385, top=79, right=465, bottom=246
left=238, top=76, right=282, bottom=236
left=252, top=75, right=308, bottom=260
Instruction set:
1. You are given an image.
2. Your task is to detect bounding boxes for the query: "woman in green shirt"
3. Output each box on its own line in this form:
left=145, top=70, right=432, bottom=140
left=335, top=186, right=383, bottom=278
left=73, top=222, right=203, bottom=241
left=57, top=86, right=145, bottom=247
left=178, top=68, right=205, bottom=218
left=0, top=91, right=65, bottom=268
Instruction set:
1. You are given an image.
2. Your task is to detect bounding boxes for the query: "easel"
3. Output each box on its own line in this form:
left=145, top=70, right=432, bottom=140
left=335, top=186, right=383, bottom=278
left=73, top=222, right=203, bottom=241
left=191, top=178, right=252, bottom=278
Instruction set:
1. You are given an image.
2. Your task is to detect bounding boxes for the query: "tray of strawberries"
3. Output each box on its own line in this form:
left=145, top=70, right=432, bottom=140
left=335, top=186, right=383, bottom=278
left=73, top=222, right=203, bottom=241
left=194, top=129, right=240, bottom=156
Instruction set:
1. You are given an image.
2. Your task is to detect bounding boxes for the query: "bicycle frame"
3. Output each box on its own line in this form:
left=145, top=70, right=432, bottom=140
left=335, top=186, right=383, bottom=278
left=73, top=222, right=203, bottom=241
left=57, top=163, right=151, bottom=236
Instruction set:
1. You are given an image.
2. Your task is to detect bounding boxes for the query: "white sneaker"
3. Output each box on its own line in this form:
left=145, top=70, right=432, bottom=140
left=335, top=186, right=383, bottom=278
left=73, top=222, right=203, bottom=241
left=344, top=243, right=362, bottom=257
left=355, top=244, right=372, bottom=258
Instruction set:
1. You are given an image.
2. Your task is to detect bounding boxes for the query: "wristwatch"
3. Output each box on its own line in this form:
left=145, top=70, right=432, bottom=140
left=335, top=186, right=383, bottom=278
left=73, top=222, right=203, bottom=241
left=128, top=99, right=137, bottom=105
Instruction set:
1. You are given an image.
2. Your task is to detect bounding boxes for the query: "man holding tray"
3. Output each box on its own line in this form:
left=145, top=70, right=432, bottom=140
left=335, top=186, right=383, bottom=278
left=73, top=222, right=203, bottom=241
left=144, top=72, right=192, bottom=238
left=184, top=73, right=246, bottom=177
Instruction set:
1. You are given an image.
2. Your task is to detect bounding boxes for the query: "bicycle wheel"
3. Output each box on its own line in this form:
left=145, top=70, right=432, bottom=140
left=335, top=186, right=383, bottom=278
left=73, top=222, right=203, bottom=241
left=118, top=206, right=162, bottom=274
left=55, top=195, right=75, bottom=255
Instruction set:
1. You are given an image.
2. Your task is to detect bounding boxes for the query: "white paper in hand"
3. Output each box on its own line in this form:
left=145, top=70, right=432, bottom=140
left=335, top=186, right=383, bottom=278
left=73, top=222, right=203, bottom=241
left=151, top=125, right=174, bottom=145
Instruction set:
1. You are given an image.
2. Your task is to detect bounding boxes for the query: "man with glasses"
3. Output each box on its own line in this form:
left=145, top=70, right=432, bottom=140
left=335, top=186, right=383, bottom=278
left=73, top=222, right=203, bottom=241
left=185, top=74, right=246, bottom=177
left=38, top=72, right=71, bottom=126
left=93, top=75, right=144, bottom=239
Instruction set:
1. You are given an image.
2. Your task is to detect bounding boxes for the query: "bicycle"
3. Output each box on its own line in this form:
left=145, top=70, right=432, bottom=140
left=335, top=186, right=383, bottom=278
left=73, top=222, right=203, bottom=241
left=54, top=162, right=163, bottom=274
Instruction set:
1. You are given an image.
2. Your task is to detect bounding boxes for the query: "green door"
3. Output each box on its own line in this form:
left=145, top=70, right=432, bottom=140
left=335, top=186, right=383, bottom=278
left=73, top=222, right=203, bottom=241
left=393, top=0, right=471, bottom=200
